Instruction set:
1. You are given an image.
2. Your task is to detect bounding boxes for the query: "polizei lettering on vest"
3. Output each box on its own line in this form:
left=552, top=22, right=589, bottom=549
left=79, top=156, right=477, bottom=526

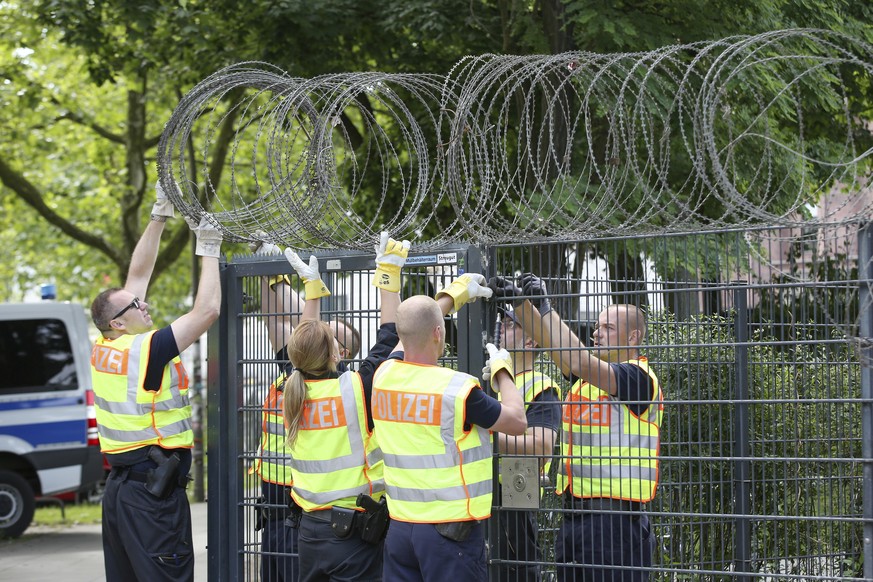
left=90, top=344, right=129, bottom=375
left=300, top=396, right=346, bottom=430
left=373, top=390, right=441, bottom=425
left=564, top=392, right=611, bottom=427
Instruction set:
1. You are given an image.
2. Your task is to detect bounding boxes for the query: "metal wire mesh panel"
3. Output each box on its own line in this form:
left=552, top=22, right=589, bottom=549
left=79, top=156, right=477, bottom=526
left=487, top=223, right=866, bottom=581
left=211, top=246, right=486, bottom=580
left=211, top=222, right=870, bottom=581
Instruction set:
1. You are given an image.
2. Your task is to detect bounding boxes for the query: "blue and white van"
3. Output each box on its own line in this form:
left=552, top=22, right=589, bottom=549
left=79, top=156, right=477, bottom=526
left=0, top=302, right=105, bottom=537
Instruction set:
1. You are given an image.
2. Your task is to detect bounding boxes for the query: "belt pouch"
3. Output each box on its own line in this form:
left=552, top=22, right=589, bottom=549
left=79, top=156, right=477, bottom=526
left=145, top=451, right=181, bottom=499
left=435, top=520, right=476, bottom=542
left=330, top=507, right=357, bottom=539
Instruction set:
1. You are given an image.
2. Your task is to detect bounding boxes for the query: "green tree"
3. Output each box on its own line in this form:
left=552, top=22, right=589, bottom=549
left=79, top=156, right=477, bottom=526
left=1, top=0, right=871, bottom=315
left=0, top=1, right=241, bottom=313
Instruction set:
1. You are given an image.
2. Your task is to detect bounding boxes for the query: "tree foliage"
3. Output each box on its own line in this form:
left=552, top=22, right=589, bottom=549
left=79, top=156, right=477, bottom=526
left=0, top=0, right=871, bottom=323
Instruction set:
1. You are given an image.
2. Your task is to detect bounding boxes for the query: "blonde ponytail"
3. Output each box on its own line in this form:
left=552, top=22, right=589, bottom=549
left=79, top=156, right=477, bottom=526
left=283, top=371, right=307, bottom=448
left=282, top=319, right=339, bottom=447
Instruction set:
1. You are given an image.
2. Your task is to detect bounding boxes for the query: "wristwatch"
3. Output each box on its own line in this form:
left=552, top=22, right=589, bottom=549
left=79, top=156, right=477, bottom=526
left=150, top=214, right=169, bottom=222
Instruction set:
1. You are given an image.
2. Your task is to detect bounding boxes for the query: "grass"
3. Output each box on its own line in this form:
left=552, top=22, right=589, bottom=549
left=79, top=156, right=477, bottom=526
left=32, top=500, right=102, bottom=527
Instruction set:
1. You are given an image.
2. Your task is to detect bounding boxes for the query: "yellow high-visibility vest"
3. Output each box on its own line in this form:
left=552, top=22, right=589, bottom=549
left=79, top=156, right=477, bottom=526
left=289, top=372, right=384, bottom=511
left=372, top=359, right=492, bottom=523
left=556, top=357, right=663, bottom=503
left=90, top=332, right=192, bottom=453
left=499, top=369, right=555, bottom=407
left=255, top=374, right=294, bottom=486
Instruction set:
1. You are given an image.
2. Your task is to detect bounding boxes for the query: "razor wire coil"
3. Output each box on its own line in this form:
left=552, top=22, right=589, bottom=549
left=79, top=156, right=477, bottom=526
left=156, top=28, right=873, bottom=251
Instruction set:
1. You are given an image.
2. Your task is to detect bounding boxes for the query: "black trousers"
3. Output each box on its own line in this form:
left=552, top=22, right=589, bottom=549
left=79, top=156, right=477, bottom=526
left=102, top=471, right=194, bottom=582
left=495, top=508, right=541, bottom=581
left=261, top=517, right=300, bottom=581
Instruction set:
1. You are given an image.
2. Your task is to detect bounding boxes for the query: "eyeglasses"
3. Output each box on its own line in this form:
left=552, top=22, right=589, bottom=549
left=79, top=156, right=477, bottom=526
left=111, top=297, right=141, bottom=321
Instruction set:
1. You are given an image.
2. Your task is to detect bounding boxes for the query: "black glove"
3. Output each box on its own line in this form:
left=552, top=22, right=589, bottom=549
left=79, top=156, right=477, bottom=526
left=488, top=276, right=524, bottom=306
left=519, top=273, right=552, bottom=316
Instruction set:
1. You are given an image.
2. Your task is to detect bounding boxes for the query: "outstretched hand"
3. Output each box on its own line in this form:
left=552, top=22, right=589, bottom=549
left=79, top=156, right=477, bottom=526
left=249, top=230, right=281, bottom=255
left=373, top=231, right=411, bottom=292
left=194, top=217, right=223, bottom=258
left=152, top=180, right=176, bottom=219
left=483, top=342, right=513, bottom=388
left=436, top=273, right=492, bottom=314
left=284, top=249, right=330, bottom=299
left=488, top=276, right=524, bottom=305
left=518, top=273, right=552, bottom=315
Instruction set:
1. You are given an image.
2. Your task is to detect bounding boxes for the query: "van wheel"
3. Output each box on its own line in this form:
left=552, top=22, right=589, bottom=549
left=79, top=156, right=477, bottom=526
left=0, top=470, right=35, bottom=538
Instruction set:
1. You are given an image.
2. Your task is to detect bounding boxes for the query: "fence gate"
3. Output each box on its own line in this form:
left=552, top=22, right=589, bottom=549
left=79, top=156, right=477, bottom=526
left=209, top=223, right=873, bottom=581
left=207, top=245, right=486, bottom=580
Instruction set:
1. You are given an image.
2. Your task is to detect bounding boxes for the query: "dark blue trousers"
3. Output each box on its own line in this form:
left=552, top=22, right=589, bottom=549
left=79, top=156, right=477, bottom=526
left=555, top=511, right=654, bottom=582
left=261, top=517, right=300, bottom=581
left=297, top=513, right=382, bottom=581
left=102, top=472, right=194, bottom=582
left=383, top=519, right=487, bottom=582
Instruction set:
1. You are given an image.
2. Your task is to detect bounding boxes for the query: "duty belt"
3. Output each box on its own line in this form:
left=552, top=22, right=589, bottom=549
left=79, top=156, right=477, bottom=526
left=562, top=496, right=643, bottom=513
left=108, top=466, right=190, bottom=489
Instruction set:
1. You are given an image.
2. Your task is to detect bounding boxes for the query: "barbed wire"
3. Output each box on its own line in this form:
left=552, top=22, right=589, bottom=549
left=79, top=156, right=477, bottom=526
left=156, top=28, right=873, bottom=250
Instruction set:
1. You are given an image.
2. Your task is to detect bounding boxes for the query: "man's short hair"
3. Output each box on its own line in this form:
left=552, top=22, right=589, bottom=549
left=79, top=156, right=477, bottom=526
left=615, top=304, right=648, bottom=341
left=91, top=287, right=122, bottom=332
left=333, top=318, right=361, bottom=358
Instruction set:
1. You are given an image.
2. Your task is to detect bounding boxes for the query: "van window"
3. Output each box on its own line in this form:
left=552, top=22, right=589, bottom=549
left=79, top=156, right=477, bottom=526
left=0, top=318, right=78, bottom=394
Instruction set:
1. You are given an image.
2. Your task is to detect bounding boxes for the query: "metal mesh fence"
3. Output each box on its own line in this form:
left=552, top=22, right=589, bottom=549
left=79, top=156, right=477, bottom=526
left=209, top=221, right=870, bottom=581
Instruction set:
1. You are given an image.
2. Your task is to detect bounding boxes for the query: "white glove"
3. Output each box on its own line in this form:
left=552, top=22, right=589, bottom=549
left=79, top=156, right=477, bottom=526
left=183, top=212, right=199, bottom=231
left=249, top=231, right=281, bottom=255
left=284, top=248, right=330, bottom=299
left=372, top=231, right=411, bottom=293
left=484, top=342, right=513, bottom=388
left=435, top=273, right=493, bottom=314
left=152, top=180, right=176, bottom=218
left=194, top=216, right=223, bottom=258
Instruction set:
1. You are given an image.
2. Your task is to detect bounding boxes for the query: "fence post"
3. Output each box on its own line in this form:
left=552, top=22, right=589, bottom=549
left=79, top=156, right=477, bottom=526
left=858, top=222, right=873, bottom=582
left=732, top=282, right=752, bottom=578
left=207, top=259, right=244, bottom=580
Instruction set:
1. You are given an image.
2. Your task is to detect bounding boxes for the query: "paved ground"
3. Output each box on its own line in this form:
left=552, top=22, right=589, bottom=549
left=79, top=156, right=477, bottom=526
left=0, top=501, right=209, bottom=581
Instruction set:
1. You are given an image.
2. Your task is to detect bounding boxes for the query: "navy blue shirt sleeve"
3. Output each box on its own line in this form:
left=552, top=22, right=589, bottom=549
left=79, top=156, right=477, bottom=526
left=357, top=323, right=400, bottom=391
left=612, top=363, right=654, bottom=416
left=357, top=324, right=400, bottom=431
left=566, top=363, right=653, bottom=416
left=275, top=346, right=294, bottom=376
left=525, top=388, right=562, bottom=431
left=464, top=387, right=503, bottom=430
left=144, top=326, right=180, bottom=391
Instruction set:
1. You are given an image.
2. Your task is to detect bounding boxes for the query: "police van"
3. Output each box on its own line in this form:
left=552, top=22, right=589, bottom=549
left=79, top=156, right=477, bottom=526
left=0, top=301, right=105, bottom=537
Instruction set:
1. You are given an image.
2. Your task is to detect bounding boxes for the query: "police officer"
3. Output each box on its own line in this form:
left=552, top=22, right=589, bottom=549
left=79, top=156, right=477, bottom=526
left=489, top=306, right=561, bottom=582
left=492, top=274, right=663, bottom=582
left=90, top=180, right=222, bottom=581
left=251, top=242, right=330, bottom=582
left=371, top=278, right=528, bottom=582
left=280, top=232, right=409, bottom=581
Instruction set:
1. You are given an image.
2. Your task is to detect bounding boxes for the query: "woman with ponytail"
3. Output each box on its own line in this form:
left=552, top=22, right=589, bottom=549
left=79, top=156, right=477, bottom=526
left=282, top=233, right=410, bottom=582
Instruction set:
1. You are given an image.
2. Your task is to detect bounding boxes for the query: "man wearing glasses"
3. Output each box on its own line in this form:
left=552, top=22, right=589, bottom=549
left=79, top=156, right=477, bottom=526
left=89, top=180, right=222, bottom=582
